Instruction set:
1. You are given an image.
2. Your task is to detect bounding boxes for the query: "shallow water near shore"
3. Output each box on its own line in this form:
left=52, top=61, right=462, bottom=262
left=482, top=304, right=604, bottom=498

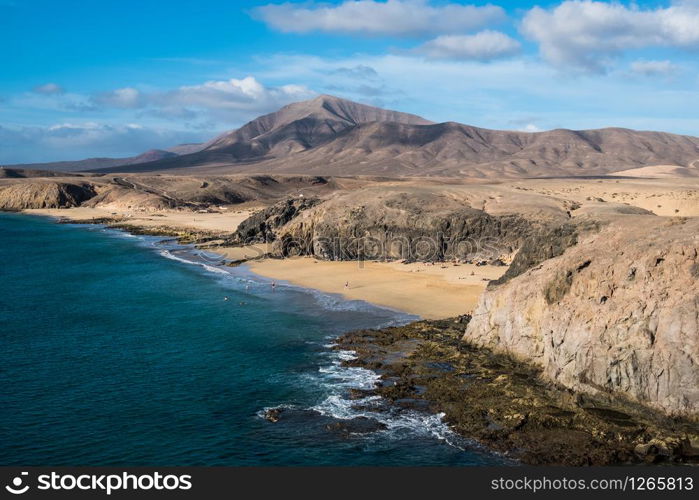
left=0, top=212, right=507, bottom=465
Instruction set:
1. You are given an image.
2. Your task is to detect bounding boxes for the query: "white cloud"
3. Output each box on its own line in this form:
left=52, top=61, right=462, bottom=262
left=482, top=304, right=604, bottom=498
left=253, top=52, right=699, bottom=135
left=0, top=122, right=209, bottom=163
left=94, top=87, right=143, bottom=108
left=159, top=76, right=313, bottom=114
left=521, top=0, right=699, bottom=72
left=90, top=77, right=314, bottom=123
left=415, top=30, right=521, bottom=61
left=11, top=91, right=96, bottom=113
left=0, top=76, right=316, bottom=162
left=630, top=59, right=679, bottom=77
left=330, top=65, right=379, bottom=79
left=33, top=83, right=65, bottom=95
left=252, top=0, right=506, bottom=37
left=519, top=123, right=542, bottom=132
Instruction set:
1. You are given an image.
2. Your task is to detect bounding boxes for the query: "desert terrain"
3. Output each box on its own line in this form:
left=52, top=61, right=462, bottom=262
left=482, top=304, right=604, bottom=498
left=4, top=173, right=696, bottom=322
left=2, top=95, right=698, bottom=462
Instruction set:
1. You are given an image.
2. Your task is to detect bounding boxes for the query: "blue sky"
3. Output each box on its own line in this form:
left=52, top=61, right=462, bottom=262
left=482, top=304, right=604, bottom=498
left=2, top=0, right=699, bottom=163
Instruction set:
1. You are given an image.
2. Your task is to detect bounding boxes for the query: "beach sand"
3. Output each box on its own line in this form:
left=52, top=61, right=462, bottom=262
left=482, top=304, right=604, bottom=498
left=23, top=207, right=499, bottom=318
left=25, top=206, right=257, bottom=234
left=202, top=243, right=273, bottom=261
left=248, top=257, right=507, bottom=319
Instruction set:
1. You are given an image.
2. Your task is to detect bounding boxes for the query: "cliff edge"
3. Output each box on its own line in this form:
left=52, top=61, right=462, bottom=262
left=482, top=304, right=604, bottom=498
left=464, top=216, right=699, bottom=417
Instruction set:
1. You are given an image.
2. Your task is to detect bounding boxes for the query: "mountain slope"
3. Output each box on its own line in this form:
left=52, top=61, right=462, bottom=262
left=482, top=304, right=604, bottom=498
left=5, top=147, right=201, bottom=173
left=13, top=95, right=699, bottom=178
left=243, top=122, right=699, bottom=178
left=183, top=94, right=433, bottom=163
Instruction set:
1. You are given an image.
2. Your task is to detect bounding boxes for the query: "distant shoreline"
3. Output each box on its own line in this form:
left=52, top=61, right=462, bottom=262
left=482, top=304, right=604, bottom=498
left=19, top=207, right=504, bottom=319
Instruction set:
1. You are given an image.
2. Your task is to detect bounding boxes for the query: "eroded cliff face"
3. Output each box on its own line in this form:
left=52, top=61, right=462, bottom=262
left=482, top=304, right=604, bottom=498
left=232, top=197, right=321, bottom=244
left=0, top=182, right=97, bottom=210
left=267, top=189, right=538, bottom=262
left=464, top=216, right=699, bottom=417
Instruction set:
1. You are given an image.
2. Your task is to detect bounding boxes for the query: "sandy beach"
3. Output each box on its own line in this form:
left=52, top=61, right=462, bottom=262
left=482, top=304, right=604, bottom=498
left=25, top=206, right=257, bottom=234
left=248, top=257, right=507, bottom=319
left=23, top=206, right=501, bottom=319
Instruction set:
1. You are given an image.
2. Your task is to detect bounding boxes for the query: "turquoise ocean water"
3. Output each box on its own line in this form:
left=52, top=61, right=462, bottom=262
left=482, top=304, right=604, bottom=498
left=0, top=213, right=505, bottom=465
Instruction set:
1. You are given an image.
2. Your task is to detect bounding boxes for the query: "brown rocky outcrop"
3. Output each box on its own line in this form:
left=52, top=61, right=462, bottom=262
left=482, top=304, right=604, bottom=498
left=0, top=181, right=97, bottom=210
left=464, top=216, right=699, bottom=417
left=265, top=189, right=536, bottom=261
left=233, top=197, right=321, bottom=243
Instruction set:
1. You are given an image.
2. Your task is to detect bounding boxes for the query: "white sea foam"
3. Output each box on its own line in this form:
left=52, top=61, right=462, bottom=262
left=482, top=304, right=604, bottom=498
left=317, top=361, right=380, bottom=390
left=312, top=394, right=382, bottom=420
left=158, top=249, right=230, bottom=275
left=157, top=242, right=452, bottom=446
left=255, top=403, right=298, bottom=420
left=301, top=348, right=469, bottom=450
left=335, top=350, right=357, bottom=361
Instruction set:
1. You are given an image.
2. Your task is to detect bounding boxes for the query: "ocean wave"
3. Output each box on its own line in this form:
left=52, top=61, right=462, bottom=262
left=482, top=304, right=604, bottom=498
left=310, top=291, right=380, bottom=312
left=255, top=403, right=299, bottom=421
left=158, top=249, right=230, bottom=275
left=311, top=394, right=383, bottom=420
left=335, top=350, right=357, bottom=361
left=303, top=348, right=469, bottom=450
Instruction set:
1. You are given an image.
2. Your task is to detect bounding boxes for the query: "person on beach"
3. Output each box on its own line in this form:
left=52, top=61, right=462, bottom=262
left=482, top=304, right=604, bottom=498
left=345, top=281, right=349, bottom=289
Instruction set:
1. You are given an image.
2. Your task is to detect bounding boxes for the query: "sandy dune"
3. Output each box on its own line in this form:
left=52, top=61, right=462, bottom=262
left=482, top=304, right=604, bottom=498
left=611, top=164, right=699, bottom=178
left=509, top=177, right=699, bottom=217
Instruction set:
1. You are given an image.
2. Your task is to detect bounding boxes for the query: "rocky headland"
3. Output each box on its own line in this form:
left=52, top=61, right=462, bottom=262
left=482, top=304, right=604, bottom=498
left=337, top=317, right=699, bottom=465
left=466, top=216, right=699, bottom=417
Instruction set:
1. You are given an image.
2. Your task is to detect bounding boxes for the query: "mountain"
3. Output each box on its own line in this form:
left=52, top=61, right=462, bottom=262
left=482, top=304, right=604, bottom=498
left=91, top=94, right=434, bottom=173
left=11, top=95, right=699, bottom=178
left=249, top=121, right=699, bottom=178
left=4, top=146, right=202, bottom=173
left=205, top=94, right=433, bottom=154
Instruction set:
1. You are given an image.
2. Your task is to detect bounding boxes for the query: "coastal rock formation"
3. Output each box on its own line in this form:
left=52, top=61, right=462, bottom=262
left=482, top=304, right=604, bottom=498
left=0, top=174, right=342, bottom=213
left=339, top=318, right=699, bottom=465
left=490, top=222, right=590, bottom=286
left=0, top=181, right=97, bottom=210
left=465, top=216, right=699, bottom=416
left=233, top=197, right=321, bottom=243
left=267, top=188, right=536, bottom=261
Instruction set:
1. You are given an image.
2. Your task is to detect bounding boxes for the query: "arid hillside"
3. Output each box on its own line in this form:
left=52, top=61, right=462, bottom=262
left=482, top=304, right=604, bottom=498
left=9, top=95, right=699, bottom=179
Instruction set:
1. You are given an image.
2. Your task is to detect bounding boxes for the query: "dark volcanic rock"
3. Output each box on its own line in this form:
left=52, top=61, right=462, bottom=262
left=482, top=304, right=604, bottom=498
left=490, top=222, right=582, bottom=286
left=272, top=191, right=535, bottom=262
left=336, top=318, right=699, bottom=465
left=233, top=197, right=321, bottom=244
left=264, top=408, right=282, bottom=423
left=325, top=416, right=387, bottom=436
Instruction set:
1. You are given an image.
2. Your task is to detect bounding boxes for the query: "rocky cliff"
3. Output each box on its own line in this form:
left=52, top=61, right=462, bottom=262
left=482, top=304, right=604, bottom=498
left=0, top=181, right=97, bottom=210
left=259, top=189, right=537, bottom=262
left=464, top=216, right=699, bottom=417
left=233, top=197, right=321, bottom=244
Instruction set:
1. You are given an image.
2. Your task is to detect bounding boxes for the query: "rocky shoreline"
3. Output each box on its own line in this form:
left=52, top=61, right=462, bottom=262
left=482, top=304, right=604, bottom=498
left=51, top=215, right=257, bottom=265
left=22, top=210, right=699, bottom=464
left=336, top=317, right=699, bottom=465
